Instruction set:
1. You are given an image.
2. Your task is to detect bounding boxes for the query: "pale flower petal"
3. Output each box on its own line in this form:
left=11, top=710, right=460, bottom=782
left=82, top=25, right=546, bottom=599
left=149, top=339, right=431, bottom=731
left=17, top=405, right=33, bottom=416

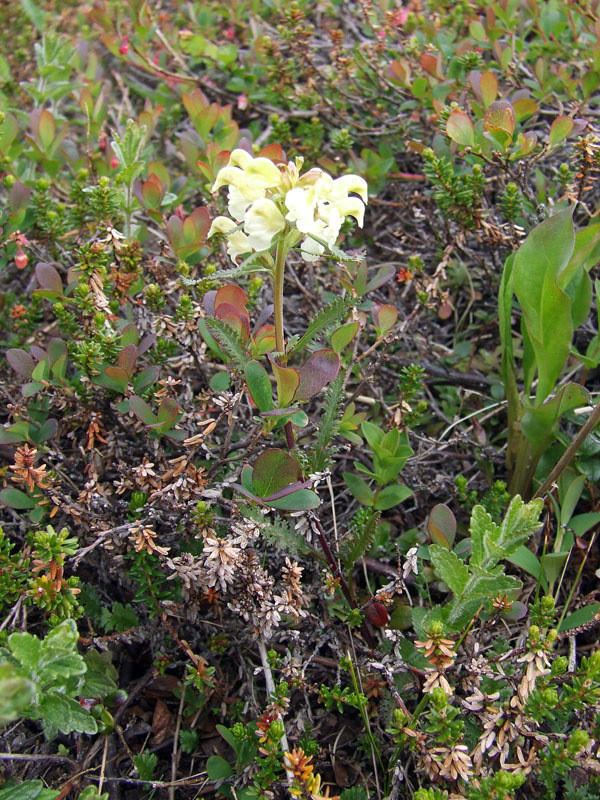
left=332, top=174, right=369, bottom=202
left=244, top=198, right=286, bottom=251
left=228, top=148, right=254, bottom=169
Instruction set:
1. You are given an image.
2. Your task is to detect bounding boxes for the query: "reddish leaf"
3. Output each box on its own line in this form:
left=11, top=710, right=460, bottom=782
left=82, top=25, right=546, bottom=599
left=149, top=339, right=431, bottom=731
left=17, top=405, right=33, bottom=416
left=116, top=344, right=137, bottom=377
left=214, top=285, right=248, bottom=316
left=35, top=262, right=63, bottom=294
left=480, top=71, right=498, bottom=108
left=372, top=304, right=398, bottom=336
left=215, top=302, right=250, bottom=342
left=367, top=602, right=389, bottom=627
left=295, top=349, right=340, bottom=402
left=484, top=100, right=515, bottom=137
left=428, top=504, right=457, bottom=549
left=513, top=97, right=537, bottom=122
left=6, top=349, right=35, bottom=378
left=252, top=448, right=300, bottom=498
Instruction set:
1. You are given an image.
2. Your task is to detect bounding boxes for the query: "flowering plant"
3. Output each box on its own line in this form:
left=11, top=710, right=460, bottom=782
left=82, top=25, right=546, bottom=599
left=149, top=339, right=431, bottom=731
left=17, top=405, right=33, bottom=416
left=209, top=149, right=368, bottom=357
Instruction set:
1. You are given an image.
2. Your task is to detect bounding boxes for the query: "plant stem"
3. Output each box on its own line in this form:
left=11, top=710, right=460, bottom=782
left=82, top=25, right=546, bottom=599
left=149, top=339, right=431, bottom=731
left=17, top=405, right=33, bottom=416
left=273, top=240, right=287, bottom=357
left=308, top=511, right=377, bottom=649
left=534, top=400, right=600, bottom=500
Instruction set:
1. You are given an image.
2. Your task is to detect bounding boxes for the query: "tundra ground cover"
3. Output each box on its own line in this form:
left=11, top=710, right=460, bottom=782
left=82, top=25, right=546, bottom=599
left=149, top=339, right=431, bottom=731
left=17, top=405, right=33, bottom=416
left=2, top=1, right=600, bottom=798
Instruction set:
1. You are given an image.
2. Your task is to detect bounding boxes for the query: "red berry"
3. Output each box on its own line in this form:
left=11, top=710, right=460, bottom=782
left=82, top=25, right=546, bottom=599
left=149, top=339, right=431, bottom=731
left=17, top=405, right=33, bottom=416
left=366, top=601, right=389, bottom=628
left=119, top=41, right=129, bottom=55
left=110, top=155, right=119, bottom=169
left=224, top=26, right=235, bottom=39
left=14, top=248, right=28, bottom=270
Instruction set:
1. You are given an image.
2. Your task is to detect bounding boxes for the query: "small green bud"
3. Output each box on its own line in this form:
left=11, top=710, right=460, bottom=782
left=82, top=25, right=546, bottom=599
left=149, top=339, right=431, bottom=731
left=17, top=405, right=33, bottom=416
left=567, top=729, right=590, bottom=754
left=541, top=688, right=558, bottom=706
left=552, top=656, right=568, bottom=676
left=98, top=176, right=110, bottom=189
left=430, top=686, right=447, bottom=710
left=3, top=174, right=15, bottom=189
left=541, top=595, right=555, bottom=612
left=427, top=620, right=444, bottom=637
left=547, top=628, right=558, bottom=644
left=204, top=263, right=217, bottom=276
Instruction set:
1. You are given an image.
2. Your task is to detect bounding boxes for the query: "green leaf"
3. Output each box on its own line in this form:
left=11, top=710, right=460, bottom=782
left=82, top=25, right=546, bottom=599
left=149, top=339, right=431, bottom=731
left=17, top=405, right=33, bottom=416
left=210, top=371, right=230, bottom=392
left=374, top=484, right=412, bottom=510
left=0, top=781, right=59, bottom=800
left=558, top=603, right=600, bottom=632
left=0, top=663, right=37, bottom=726
left=39, top=694, right=97, bottom=735
left=430, top=545, right=469, bottom=596
left=541, top=551, right=570, bottom=586
left=245, top=361, right=274, bottom=412
left=549, top=115, right=574, bottom=147
left=507, top=545, right=547, bottom=591
left=0, top=488, right=37, bottom=509
left=470, top=496, right=543, bottom=570
left=128, top=396, right=157, bottom=426
left=266, top=489, right=320, bottom=511
left=330, top=322, right=359, bottom=354
left=361, top=421, right=385, bottom=449
left=252, top=449, right=300, bottom=498
left=270, top=359, right=300, bottom=408
left=286, top=297, right=352, bottom=357
left=206, top=755, right=233, bottom=780
left=512, top=208, right=575, bottom=404
left=521, top=382, right=589, bottom=456
left=343, top=473, right=375, bottom=506
left=446, top=109, right=475, bottom=146
left=204, top=317, right=249, bottom=370
left=427, top=504, right=457, bottom=548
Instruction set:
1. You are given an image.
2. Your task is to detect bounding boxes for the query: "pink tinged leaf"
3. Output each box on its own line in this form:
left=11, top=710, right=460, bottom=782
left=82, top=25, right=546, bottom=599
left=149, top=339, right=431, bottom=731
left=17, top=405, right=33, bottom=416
left=121, top=323, right=139, bottom=347
left=257, top=143, right=285, bottom=163
left=468, top=70, right=483, bottom=102
left=215, top=303, right=250, bottom=343
left=513, top=97, right=537, bottom=122
left=116, top=344, right=137, bottom=376
left=35, top=262, right=63, bottom=294
left=480, top=71, right=498, bottom=108
left=148, top=161, right=170, bottom=188
left=7, top=349, right=35, bottom=378
left=8, top=182, right=31, bottom=214
left=372, top=304, right=398, bottom=336
left=387, top=59, right=410, bottom=84
left=573, top=118, right=587, bottom=134
left=428, top=503, right=457, bottom=549
left=188, top=206, right=211, bottom=242
left=129, top=395, right=157, bottom=426
left=484, top=100, right=515, bottom=137
left=103, top=366, right=129, bottom=391
left=420, top=52, right=443, bottom=79
left=549, top=116, right=574, bottom=147
left=253, top=325, right=276, bottom=356
left=446, top=110, right=475, bottom=147
left=156, top=397, right=179, bottom=427
left=203, top=290, right=217, bottom=316
left=166, top=215, right=183, bottom=250
left=182, top=87, right=210, bottom=119
left=36, top=109, right=56, bottom=151
left=269, top=357, right=300, bottom=408
left=214, top=285, right=249, bottom=317
left=295, top=349, right=340, bottom=403
left=252, top=448, right=300, bottom=498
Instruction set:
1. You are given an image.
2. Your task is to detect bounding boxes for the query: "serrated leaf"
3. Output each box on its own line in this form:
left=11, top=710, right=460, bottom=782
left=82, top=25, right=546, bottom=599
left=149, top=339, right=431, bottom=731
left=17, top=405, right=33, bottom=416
left=430, top=545, right=470, bottom=596
left=39, top=694, right=97, bottom=735
left=286, top=296, right=352, bottom=357
left=0, top=780, right=59, bottom=800
left=204, top=317, right=250, bottom=370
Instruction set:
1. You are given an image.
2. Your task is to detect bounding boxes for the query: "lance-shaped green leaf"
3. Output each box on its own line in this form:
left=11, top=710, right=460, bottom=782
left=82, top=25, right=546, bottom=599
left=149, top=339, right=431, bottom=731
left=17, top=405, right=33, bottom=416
left=245, top=361, right=274, bottom=412
left=521, top=382, right=589, bottom=455
left=513, top=207, right=575, bottom=404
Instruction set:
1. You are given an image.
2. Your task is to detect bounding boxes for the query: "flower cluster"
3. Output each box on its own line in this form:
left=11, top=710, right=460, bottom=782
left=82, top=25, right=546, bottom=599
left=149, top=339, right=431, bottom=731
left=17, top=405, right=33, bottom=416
left=208, top=149, right=368, bottom=262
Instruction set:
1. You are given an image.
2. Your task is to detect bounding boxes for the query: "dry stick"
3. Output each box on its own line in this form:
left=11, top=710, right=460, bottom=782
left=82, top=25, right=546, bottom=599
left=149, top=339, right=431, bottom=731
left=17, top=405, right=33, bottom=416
left=534, top=400, right=600, bottom=500
left=170, top=685, right=186, bottom=800
left=308, top=511, right=377, bottom=650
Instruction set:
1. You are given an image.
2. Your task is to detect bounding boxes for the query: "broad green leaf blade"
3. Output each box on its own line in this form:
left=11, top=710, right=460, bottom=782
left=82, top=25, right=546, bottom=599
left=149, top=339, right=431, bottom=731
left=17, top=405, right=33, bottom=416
left=428, top=504, right=457, bottom=549
left=521, top=382, right=589, bottom=456
left=252, top=449, right=300, bottom=498
left=373, top=483, right=412, bottom=510
left=513, top=207, right=575, bottom=404
left=429, top=544, right=469, bottom=596
left=343, top=473, right=375, bottom=506
left=245, top=361, right=274, bottom=412
left=446, top=110, right=475, bottom=146
left=266, top=489, right=321, bottom=511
